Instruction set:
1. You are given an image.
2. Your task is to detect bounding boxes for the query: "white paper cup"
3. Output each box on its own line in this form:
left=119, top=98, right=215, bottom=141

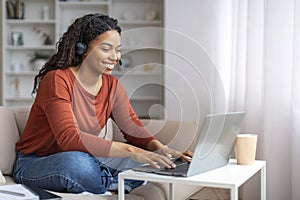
left=234, top=134, right=258, bottom=165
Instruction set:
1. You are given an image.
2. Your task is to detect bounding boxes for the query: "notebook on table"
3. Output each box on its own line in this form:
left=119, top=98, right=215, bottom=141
left=133, top=112, right=245, bottom=177
left=0, top=184, right=39, bottom=200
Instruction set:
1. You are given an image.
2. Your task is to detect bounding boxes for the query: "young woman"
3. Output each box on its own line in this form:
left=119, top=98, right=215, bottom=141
left=13, top=13, right=186, bottom=194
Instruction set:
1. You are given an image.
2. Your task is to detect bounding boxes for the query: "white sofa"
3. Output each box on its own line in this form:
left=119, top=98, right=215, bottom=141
left=0, top=106, right=199, bottom=200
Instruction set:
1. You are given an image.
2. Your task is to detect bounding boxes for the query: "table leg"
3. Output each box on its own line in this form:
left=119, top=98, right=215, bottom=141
left=230, top=186, right=238, bottom=200
left=169, top=183, right=174, bottom=200
left=118, top=174, right=125, bottom=200
left=261, top=166, right=267, bottom=200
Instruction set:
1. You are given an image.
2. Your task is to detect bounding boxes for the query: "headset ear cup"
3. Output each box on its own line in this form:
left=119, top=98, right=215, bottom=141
left=75, top=42, right=87, bottom=55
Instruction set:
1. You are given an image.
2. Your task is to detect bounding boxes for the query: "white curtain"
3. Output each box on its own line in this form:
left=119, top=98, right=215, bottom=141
left=291, top=1, right=300, bottom=199
left=225, top=0, right=300, bottom=199
left=164, top=0, right=299, bottom=199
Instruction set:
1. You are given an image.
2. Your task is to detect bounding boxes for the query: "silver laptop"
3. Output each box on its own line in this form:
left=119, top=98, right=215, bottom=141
left=133, top=112, right=245, bottom=177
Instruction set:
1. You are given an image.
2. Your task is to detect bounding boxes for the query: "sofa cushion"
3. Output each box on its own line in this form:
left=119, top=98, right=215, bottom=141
left=142, top=119, right=199, bottom=152
left=98, top=118, right=113, bottom=140
left=12, top=107, right=30, bottom=136
left=3, top=176, right=144, bottom=200
left=0, top=107, right=20, bottom=175
left=50, top=192, right=144, bottom=200
left=130, top=182, right=168, bottom=200
left=112, top=119, right=199, bottom=152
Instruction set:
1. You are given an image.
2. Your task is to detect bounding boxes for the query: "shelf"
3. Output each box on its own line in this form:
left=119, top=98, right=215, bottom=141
left=6, top=71, right=37, bottom=76
left=58, top=1, right=109, bottom=7
left=118, top=20, right=162, bottom=25
left=5, top=97, right=34, bottom=102
left=5, top=19, right=56, bottom=25
left=6, top=45, right=56, bottom=50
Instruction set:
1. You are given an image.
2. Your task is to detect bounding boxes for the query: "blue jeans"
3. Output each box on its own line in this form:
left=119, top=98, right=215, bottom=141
left=13, top=151, right=144, bottom=194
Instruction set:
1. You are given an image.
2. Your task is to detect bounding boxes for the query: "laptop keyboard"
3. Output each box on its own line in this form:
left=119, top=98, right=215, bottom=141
left=173, top=158, right=188, bottom=167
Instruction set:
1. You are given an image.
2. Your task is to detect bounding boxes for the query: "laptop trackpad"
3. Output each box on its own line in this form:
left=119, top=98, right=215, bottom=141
left=133, top=158, right=190, bottom=177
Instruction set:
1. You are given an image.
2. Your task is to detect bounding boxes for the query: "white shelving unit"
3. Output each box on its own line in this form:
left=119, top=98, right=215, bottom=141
left=1, top=0, right=57, bottom=107
left=1, top=0, right=164, bottom=119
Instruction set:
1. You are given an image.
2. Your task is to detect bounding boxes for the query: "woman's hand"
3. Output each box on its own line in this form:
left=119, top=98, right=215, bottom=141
left=128, top=147, right=176, bottom=169
left=147, top=140, right=193, bottom=163
left=109, top=140, right=192, bottom=169
left=109, top=141, right=176, bottom=169
left=156, top=146, right=193, bottom=163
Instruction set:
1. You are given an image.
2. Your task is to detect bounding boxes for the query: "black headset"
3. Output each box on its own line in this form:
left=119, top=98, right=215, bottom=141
left=75, top=14, right=101, bottom=56
left=75, top=14, right=123, bottom=66
left=75, top=41, right=87, bottom=56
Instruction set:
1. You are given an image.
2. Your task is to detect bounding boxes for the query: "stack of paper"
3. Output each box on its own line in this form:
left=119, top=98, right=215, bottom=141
left=0, top=184, right=39, bottom=200
left=0, top=170, right=6, bottom=184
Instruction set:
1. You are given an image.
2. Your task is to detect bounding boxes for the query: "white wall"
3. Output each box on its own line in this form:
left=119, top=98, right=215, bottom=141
left=164, top=0, right=233, bottom=123
left=164, top=0, right=237, bottom=199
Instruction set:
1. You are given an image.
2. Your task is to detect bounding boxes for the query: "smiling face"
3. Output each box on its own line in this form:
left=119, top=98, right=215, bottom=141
left=83, top=30, right=121, bottom=75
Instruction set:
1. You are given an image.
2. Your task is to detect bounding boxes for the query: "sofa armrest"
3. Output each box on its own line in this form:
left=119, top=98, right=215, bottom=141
left=12, top=107, right=31, bottom=136
left=0, top=107, right=20, bottom=175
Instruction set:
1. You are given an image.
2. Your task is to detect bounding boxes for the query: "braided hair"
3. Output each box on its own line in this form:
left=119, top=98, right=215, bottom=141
left=32, top=13, right=121, bottom=95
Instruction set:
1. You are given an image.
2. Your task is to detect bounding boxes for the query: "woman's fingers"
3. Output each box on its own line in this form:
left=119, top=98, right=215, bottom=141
left=183, top=150, right=193, bottom=158
left=145, top=152, right=176, bottom=169
left=180, top=150, right=193, bottom=163
left=132, top=148, right=194, bottom=169
left=160, top=147, right=192, bottom=163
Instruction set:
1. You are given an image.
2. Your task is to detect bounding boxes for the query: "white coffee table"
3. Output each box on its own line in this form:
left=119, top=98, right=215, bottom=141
left=118, top=159, right=266, bottom=200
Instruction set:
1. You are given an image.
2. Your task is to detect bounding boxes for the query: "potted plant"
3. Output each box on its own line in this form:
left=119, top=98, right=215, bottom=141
left=29, top=52, right=50, bottom=71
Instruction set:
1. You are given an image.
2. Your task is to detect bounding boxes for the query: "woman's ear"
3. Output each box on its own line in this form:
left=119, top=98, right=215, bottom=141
left=82, top=53, right=87, bottom=60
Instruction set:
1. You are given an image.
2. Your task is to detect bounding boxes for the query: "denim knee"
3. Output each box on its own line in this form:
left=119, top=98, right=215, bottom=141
left=53, top=151, right=112, bottom=194
left=14, top=151, right=111, bottom=194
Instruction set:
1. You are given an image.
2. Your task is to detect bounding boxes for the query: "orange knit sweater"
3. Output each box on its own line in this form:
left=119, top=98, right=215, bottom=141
left=16, top=68, right=155, bottom=157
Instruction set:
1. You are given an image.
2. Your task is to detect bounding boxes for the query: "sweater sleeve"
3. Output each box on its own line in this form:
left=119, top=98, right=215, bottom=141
left=39, top=71, right=113, bottom=157
left=111, top=80, right=156, bottom=149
